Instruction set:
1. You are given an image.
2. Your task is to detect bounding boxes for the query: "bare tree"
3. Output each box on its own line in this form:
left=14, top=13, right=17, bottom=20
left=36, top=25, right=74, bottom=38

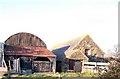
left=108, top=44, right=120, bottom=58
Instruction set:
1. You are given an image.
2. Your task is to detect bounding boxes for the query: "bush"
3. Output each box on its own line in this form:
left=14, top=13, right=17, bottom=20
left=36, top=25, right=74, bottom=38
left=99, top=63, right=120, bottom=79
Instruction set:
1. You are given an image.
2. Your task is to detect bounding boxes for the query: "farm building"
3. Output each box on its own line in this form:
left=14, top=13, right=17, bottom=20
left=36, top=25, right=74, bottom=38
left=0, top=42, right=7, bottom=75
left=52, top=34, right=109, bottom=72
left=0, top=42, right=4, bottom=66
left=4, top=32, right=56, bottom=74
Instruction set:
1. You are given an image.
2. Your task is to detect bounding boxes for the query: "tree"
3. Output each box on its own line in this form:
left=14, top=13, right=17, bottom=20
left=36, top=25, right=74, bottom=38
left=99, top=44, right=120, bottom=79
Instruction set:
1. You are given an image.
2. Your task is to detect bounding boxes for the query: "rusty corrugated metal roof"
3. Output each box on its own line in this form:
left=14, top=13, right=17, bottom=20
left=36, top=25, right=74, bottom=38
left=5, top=45, right=56, bottom=57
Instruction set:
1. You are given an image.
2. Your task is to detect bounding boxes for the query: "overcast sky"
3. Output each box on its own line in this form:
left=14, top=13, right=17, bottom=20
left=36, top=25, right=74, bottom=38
left=0, top=0, right=118, bottom=53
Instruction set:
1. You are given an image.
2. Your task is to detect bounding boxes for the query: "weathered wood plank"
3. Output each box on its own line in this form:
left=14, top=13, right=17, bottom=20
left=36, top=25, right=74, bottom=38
left=5, top=32, right=47, bottom=47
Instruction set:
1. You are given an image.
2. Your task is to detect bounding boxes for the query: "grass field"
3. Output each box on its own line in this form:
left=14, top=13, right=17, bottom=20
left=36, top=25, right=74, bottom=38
left=1, top=72, right=99, bottom=79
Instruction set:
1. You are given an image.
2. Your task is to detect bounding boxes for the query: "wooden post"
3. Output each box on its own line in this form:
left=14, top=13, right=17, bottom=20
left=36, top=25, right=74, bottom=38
left=16, top=58, right=21, bottom=73
left=8, top=60, right=11, bottom=71
left=52, top=57, right=56, bottom=73
left=16, top=59, right=18, bottom=73
left=8, top=60, right=11, bottom=78
left=18, top=58, right=21, bottom=73
left=82, top=61, right=84, bottom=73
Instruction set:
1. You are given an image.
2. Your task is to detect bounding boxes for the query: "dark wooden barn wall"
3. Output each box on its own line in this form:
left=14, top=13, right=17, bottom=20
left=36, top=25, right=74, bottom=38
left=5, top=32, right=47, bottom=47
left=4, top=32, right=56, bottom=73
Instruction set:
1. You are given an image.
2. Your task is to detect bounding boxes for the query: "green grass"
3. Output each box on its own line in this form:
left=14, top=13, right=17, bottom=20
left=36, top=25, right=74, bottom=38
left=21, top=72, right=98, bottom=78
left=1, top=72, right=99, bottom=79
left=80, top=72, right=99, bottom=77
left=59, top=72, right=98, bottom=78
left=21, top=74, right=58, bottom=79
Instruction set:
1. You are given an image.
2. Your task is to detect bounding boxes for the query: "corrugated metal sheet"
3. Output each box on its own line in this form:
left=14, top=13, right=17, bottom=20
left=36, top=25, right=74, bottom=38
left=4, top=32, right=56, bottom=73
left=5, top=45, right=56, bottom=57
left=4, top=32, right=55, bottom=57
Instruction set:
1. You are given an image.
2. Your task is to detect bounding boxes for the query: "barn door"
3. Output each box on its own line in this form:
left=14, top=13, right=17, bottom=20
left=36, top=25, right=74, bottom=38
left=69, top=59, right=82, bottom=72
left=74, top=61, right=82, bottom=72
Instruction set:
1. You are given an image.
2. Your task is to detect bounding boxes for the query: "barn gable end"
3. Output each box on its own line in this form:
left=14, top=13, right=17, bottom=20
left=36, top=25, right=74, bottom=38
left=52, top=34, right=106, bottom=72
left=5, top=32, right=47, bottom=47
left=4, top=32, right=56, bottom=74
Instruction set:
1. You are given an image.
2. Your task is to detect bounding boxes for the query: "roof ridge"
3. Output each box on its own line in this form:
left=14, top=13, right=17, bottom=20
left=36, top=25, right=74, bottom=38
left=51, top=34, right=89, bottom=50
left=70, top=34, right=89, bottom=50
left=64, top=34, right=89, bottom=57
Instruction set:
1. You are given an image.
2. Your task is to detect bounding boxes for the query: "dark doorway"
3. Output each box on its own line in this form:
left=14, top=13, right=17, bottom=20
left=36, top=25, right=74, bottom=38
left=56, top=61, right=62, bottom=72
left=34, top=57, right=50, bottom=61
left=69, top=59, right=74, bottom=70
left=20, top=57, right=32, bottom=74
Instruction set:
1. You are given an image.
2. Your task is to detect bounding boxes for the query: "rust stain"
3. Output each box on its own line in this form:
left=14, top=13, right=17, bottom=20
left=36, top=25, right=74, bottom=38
left=5, top=45, right=56, bottom=57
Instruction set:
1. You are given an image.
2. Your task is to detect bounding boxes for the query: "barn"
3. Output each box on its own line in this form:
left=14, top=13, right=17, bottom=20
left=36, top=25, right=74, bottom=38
left=4, top=32, right=56, bottom=74
left=52, top=34, right=108, bottom=72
